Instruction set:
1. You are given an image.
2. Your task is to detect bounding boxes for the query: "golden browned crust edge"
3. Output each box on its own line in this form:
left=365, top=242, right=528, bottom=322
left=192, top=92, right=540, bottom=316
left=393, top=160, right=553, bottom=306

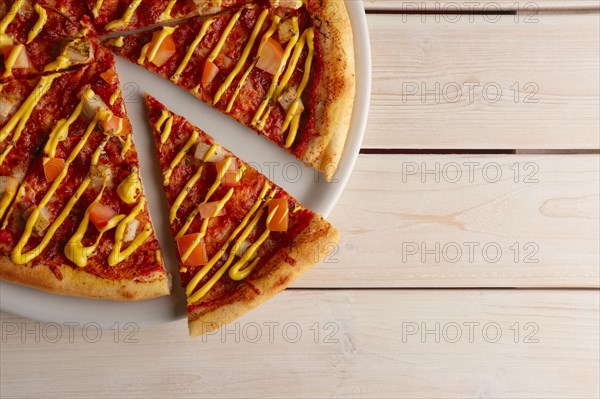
left=0, top=256, right=171, bottom=301
left=187, top=215, right=339, bottom=337
left=302, top=0, right=356, bottom=181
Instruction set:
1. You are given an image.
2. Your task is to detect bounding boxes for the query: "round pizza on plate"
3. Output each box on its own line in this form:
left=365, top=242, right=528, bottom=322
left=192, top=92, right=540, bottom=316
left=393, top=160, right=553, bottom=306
left=0, top=0, right=355, bottom=336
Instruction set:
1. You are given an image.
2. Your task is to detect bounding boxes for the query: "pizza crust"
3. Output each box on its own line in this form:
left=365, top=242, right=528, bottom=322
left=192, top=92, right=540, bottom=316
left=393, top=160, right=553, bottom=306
left=187, top=215, right=339, bottom=337
left=302, top=0, right=356, bottom=181
left=0, top=256, right=171, bottom=301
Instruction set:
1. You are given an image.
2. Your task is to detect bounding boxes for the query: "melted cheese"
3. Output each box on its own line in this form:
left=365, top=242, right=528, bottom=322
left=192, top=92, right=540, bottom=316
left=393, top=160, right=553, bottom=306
left=117, top=171, right=141, bottom=204
left=163, top=129, right=198, bottom=186
left=0, top=0, right=25, bottom=34
left=26, top=4, right=47, bottom=44
left=171, top=18, right=214, bottom=82
left=213, top=9, right=269, bottom=104
left=108, top=198, right=152, bottom=266
left=2, top=44, right=25, bottom=78
left=185, top=184, right=275, bottom=303
left=106, top=0, right=142, bottom=31
left=251, top=18, right=299, bottom=130
left=1, top=74, right=59, bottom=164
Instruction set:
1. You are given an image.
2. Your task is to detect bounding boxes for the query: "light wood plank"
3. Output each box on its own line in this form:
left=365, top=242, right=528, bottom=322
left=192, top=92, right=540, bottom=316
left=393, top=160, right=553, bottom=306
left=295, top=154, right=600, bottom=288
left=362, top=0, right=600, bottom=11
left=1, top=290, right=598, bottom=398
left=365, top=13, right=600, bottom=149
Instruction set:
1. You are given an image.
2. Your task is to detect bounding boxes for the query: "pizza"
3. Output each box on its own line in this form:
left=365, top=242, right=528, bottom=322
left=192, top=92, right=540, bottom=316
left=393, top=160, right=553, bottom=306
left=0, top=0, right=352, bottom=334
left=1, top=0, right=97, bottom=82
left=145, top=94, right=339, bottom=336
left=107, top=0, right=355, bottom=181
left=0, top=46, right=170, bottom=300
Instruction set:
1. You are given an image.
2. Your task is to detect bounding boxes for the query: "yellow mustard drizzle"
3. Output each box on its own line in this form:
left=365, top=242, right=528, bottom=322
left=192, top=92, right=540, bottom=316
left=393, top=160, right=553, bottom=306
left=174, top=156, right=232, bottom=240
left=65, top=180, right=125, bottom=267
left=26, top=4, right=47, bottom=44
left=43, top=45, right=73, bottom=72
left=213, top=9, right=269, bottom=104
left=228, top=203, right=286, bottom=280
left=154, top=109, right=170, bottom=131
left=105, top=0, right=142, bottom=31
left=138, top=26, right=177, bottom=65
left=2, top=44, right=25, bottom=78
left=185, top=184, right=275, bottom=303
left=159, top=0, right=178, bottom=21
left=117, top=171, right=141, bottom=204
left=44, top=93, right=88, bottom=157
left=0, top=0, right=24, bottom=34
left=109, top=88, right=120, bottom=106
left=118, top=135, right=132, bottom=157
left=0, top=33, right=12, bottom=47
left=163, top=129, right=198, bottom=186
left=91, top=0, right=104, bottom=18
left=106, top=36, right=125, bottom=48
left=180, top=187, right=234, bottom=263
left=1, top=74, right=59, bottom=164
left=171, top=18, right=214, bottom=83
left=170, top=165, right=203, bottom=222
left=159, top=116, right=174, bottom=144
left=169, top=141, right=224, bottom=222
left=192, top=5, right=253, bottom=94
left=0, top=184, right=24, bottom=228
left=11, top=105, right=101, bottom=265
left=224, top=16, right=280, bottom=113
left=251, top=18, right=298, bottom=129
left=282, top=28, right=314, bottom=148
left=108, top=198, right=153, bottom=266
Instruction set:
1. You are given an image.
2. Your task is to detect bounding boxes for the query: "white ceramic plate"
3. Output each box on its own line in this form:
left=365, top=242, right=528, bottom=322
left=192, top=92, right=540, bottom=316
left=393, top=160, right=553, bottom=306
left=0, top=0, right=371, bottom=326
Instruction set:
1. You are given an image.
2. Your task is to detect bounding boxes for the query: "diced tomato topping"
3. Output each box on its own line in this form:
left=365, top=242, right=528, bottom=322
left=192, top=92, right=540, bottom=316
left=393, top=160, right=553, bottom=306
left=216, top=160, right=241, bottom=187
left=100, top=69, right=118, bottom=85
left=101, top=114, right=124, bottom=135
left=177, top=233, right=208, bottom=267
left=198, top=201, right=226, bottom=219
left=2, top=45, right=31, bottom=69
left=89, top=203, right=118, bottom=231
left=43, top=158, right=65, bottom=182
left=201, top=60, right=220, bottom=88
left=256, top=38, right=284, bottom=75
left=267, top=198, right=289, bottom=232
left=150, top=33, right=175, bottom=67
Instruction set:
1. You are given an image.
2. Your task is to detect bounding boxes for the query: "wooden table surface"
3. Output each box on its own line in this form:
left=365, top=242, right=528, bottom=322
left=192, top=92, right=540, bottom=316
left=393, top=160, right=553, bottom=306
left=1, top=1, right=599, bottom=398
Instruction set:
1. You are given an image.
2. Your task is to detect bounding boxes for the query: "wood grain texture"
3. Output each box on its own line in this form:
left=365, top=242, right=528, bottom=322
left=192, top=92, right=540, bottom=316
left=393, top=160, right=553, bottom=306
left=362, top=0, right=600, bottom=11
left=292, top=154, right=600, bottom=288
left=366, top=13, right=600, bottom=149
left=1, top=290, right=598, bottom=398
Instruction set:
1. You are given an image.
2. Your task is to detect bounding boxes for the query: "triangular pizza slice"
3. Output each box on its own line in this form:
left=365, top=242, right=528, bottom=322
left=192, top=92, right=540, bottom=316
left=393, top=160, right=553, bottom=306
left=0, top=47, right=170, bottom=300
left=108, top=0, right=355, bottom=181
left=145, top=94, right=338, bottom=336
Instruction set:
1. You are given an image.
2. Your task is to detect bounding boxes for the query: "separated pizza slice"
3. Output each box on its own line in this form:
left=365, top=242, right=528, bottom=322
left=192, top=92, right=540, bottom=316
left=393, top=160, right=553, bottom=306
left=145, top=94, right=338, bottom=336
left=108, top=0, right=355, bottom=181
left=0, top=47, right=171, bottom=300
left=0, top=0, right=97, bottom=82
left=83, top=0, right=253, bottom=34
